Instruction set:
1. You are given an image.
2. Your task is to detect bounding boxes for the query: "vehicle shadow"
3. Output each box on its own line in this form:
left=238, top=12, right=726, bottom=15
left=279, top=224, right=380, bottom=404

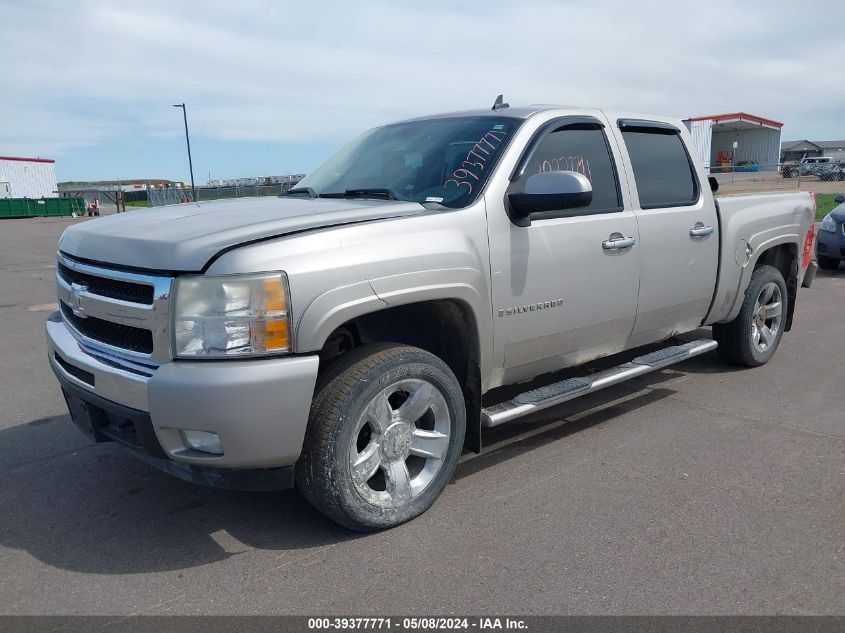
left=0, top=416, right=358, bottom=575
left=0, top=334, right=744, bottom=576
left=459, top=384, right=678, bottom=481
left=464, top=329, right=744, bottom=476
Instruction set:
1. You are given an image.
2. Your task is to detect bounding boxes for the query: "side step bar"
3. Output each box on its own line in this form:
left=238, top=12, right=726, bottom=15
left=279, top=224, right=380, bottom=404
left=481, top=338, right=718, bottom=428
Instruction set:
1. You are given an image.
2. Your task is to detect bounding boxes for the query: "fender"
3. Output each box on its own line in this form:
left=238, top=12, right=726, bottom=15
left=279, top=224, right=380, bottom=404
left=295, top=266, right=493, bottom=390
left=719, top=228, right=801, bottom=324
left=294, top=280, right=387, bottom=353
left=368, top=267, right=493, bottom=387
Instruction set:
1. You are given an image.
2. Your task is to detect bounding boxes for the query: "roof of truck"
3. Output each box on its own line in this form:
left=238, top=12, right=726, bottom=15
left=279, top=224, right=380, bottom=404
left=395, top=104, right=600, bottom=123
left=395, top=105, right=687, bottom=131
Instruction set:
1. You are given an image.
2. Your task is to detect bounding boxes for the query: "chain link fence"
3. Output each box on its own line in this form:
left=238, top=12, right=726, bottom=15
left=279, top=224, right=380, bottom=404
left=710, top=163, right=845, bottom=185
left=148, top=184, right=290, bottom=207
left=710, top=163, right=845, bottom=217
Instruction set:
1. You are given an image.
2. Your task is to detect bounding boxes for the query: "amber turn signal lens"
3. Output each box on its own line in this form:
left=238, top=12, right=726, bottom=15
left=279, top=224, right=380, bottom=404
left=263, top=277, right=286, bottom=314
left=264, top=319, right=289, bottom=350
left=253, top=318, right=289, bottom=352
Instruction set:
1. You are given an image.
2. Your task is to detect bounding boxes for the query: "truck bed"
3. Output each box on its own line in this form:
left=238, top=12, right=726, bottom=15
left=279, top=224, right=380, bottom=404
left=706, top=191, right=815, bottom=325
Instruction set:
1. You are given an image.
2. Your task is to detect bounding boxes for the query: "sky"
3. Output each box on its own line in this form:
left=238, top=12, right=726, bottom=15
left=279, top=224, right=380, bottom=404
left=2, top=0, right=844, bottom=183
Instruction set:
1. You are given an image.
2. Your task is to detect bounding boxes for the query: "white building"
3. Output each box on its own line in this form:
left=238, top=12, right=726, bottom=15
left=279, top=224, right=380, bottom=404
left=0, top=156, right=58, bottom=198
left=683, top=112, right=784, bottom=172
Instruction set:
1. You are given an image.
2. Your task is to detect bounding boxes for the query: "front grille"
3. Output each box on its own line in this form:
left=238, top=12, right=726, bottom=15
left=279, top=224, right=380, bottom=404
left=61, top=302, right=154, bottom=354
left=58, top=262, right=154, bottom=305
left=57, top=255, right=170, bottom=361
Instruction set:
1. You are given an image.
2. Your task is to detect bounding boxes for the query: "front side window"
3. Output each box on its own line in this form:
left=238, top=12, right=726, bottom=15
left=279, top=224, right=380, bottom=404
left=521, top=124, right=621, bottom=213
left=621, top=127, right=699, bottom=209
left=293, top=116, right=521, bottom=208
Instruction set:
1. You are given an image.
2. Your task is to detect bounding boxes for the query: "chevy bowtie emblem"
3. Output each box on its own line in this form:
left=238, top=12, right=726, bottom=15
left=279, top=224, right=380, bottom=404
left=70, top=283, right=88, bottom=318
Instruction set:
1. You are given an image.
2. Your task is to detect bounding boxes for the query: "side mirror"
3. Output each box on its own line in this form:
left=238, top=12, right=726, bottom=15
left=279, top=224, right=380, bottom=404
left=507, top=171, right=592, bottom=226
left=834, top=194, right=845, bottom=204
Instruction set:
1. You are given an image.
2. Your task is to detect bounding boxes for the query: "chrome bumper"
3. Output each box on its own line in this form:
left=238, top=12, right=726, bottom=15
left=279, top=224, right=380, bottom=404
left=46, top=312, right=319, bottom=469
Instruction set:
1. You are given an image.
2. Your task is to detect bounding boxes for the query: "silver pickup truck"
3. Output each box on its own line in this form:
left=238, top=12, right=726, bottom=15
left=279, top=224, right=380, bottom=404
left=46, top=104, right=817, bottom=530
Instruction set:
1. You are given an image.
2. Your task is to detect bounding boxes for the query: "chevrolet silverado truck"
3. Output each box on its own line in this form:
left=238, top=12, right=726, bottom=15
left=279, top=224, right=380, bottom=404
left=46, top=103, right=817, bottom=531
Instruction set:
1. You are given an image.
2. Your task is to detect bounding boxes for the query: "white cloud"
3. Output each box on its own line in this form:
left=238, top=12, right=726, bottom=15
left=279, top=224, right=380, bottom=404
left=2, top=0, right=844, bottom=160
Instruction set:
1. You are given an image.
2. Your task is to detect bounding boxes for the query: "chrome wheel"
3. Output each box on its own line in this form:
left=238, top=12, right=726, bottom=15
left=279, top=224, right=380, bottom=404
left=750, top=281, right=782, bottom=354
left=348, top=378, right=451, bottom=509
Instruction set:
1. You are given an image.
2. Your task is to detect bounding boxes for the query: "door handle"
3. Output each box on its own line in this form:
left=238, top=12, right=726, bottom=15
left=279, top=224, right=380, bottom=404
left=602, top=236, right=636, bottom=250
left=689, top=224, right=714, bottom=237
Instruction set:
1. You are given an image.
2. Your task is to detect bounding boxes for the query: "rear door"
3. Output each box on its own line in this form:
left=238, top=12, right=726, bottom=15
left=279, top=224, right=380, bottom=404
left=612, top=119, right=719, bottom=348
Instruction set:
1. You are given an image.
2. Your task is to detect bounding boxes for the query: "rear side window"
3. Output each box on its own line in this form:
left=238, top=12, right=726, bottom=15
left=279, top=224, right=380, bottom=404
left=621, top=127, right=699, bottom=209
left=524, top=125, right=621, bottom=213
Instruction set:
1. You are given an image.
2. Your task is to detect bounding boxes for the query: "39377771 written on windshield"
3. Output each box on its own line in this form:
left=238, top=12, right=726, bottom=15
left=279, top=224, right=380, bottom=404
left=443, top=128, right=508, bottom=195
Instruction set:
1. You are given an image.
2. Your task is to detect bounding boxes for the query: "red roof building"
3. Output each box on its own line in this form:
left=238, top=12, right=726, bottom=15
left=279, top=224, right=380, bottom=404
left=683, top=112, right=784, bottom=172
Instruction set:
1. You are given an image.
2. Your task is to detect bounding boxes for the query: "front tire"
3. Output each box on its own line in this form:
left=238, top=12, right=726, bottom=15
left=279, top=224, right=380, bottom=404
left=296, top=344, right=466, bottom=531
left=817, top=255, right=840, bottom=270
left=713, top=265, right=788, bottom=367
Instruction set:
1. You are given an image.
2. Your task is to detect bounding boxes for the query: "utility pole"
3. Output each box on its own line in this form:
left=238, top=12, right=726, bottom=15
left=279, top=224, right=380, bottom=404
left=172, top=103, right=197, bottom=202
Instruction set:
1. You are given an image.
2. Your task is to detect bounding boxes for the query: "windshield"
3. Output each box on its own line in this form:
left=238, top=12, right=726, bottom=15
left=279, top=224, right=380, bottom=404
left=294, top=116, right=522, bottom=208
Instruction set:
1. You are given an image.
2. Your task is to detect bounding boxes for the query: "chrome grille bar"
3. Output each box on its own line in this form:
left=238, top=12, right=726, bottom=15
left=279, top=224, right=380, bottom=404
left=56, top=253, right=173, bottom=364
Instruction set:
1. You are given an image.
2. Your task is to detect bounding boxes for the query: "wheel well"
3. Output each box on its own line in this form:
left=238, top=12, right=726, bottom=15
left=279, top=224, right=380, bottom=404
left=317, top=299, right=482, bottom=452
left=754, top=243, right=798, bottom=331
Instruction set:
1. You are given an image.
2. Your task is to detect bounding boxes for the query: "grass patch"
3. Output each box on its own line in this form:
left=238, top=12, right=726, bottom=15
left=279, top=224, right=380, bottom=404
left=815, top=193, right=844, bottom=220
left=124, top=200, right=149, bottom=208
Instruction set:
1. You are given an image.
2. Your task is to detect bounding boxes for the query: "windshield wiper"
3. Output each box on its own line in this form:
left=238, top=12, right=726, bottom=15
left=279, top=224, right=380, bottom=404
left=281, top=186, right=318, bottom=198
left=319, top=188, right=405, bottom=201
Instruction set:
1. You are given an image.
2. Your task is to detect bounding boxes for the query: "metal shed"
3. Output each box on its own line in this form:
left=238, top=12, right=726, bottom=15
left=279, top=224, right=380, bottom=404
left=0, top=156, right=58, bottom=198
left=683, top=112, right=783, bottom=173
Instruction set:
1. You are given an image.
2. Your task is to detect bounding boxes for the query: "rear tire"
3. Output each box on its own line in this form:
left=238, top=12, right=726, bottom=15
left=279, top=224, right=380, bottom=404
left=713, top=265, right=788, bottom=367
left=817, top=255, right=840, bottom=270
left=296, top=343, right=465, bottom=531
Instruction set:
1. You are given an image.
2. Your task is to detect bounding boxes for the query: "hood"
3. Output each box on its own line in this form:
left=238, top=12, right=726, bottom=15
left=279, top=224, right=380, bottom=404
left=58, top=196, right=427, bottom=271
left=829, top=203, right=845, bottom=223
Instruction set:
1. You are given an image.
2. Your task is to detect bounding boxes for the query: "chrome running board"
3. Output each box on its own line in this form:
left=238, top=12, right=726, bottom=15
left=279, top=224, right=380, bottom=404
left=481, top=339, right=718, bottom=428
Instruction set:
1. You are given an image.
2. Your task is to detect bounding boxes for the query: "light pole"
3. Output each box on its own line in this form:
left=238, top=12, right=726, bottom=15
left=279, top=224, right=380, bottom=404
left=172, top=103, right=197, bottom=202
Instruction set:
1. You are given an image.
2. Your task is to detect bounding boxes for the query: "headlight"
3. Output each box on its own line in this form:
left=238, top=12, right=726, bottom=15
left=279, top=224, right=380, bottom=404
left=820, top=214, right=837, bottom=233
left=173, top=272, right=291, bottom=358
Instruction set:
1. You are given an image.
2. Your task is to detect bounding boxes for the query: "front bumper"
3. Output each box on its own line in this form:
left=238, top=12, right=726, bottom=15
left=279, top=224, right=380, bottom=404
left=46, top=311, right=319, bottom=475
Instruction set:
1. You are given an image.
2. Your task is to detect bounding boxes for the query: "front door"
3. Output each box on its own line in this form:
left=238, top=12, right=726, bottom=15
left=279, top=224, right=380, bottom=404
left=487, top=117, right=641, bottom=385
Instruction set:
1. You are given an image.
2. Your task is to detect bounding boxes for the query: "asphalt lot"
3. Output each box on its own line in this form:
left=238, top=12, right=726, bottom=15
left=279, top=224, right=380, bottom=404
left=0, top=215, right=843, bottom=616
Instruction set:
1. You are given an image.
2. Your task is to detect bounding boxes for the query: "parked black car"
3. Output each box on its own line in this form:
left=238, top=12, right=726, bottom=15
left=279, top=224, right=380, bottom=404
left=816, top=194, right=845, bottom=270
